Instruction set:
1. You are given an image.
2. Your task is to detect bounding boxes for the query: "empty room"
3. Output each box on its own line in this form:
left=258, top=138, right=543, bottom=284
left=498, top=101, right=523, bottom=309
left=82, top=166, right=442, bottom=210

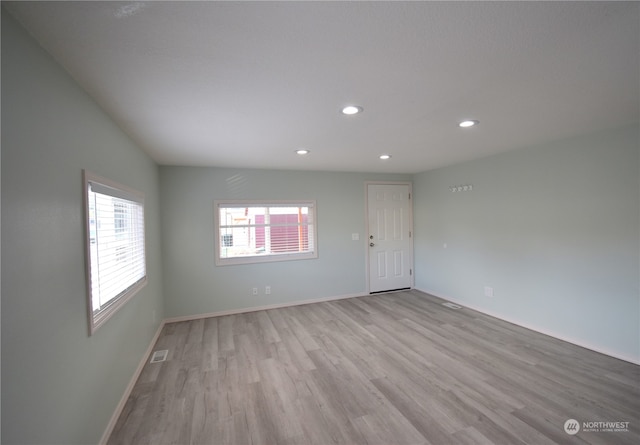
left=1, top=1, right=638, bottom=444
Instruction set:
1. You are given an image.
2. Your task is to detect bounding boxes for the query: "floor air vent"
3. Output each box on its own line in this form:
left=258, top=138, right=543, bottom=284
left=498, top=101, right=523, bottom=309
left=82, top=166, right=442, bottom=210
left=150, top=350, right=168, bottom=363
left=442, top=302, right=462, bottom=310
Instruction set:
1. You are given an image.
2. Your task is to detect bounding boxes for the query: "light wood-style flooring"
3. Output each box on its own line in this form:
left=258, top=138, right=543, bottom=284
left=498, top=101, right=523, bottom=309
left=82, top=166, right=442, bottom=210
left=108, top=290, right=640, bottom=444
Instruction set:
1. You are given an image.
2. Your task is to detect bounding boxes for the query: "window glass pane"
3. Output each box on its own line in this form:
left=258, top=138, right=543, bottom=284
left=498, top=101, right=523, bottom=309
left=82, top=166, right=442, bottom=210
left=216, top=202, right=317, bottom=265
left=89, top=189, right=145, bottom=310
left=84, top=171, right=146, bottom=334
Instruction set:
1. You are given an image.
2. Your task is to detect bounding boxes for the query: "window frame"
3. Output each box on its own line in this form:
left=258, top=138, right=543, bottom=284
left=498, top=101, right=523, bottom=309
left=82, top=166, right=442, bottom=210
left=214, top=200, right=318, bottom=266
left=83, top=170, right=147, bottom=335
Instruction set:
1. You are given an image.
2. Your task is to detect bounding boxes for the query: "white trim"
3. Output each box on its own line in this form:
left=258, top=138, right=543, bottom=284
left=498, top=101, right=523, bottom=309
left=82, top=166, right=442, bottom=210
left=165, top=292, right=367, bottom=324
left=84, top=170, right=145, bottom=203
left=98, top=320, right=166, bottom=445
left=364, top=181, right=414, bottom=294
left=415, top=287, right=640, bottom=366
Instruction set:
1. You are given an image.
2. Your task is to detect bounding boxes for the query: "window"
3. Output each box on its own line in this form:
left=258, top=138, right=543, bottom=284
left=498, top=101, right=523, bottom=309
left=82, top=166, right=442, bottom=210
left=215, top=201, right=317, bottom=265
left=83, top=171, right=146, bottom=334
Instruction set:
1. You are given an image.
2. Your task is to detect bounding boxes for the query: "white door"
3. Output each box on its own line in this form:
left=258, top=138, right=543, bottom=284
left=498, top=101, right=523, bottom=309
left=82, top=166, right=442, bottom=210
left=367, top=183, right=413, bottom=293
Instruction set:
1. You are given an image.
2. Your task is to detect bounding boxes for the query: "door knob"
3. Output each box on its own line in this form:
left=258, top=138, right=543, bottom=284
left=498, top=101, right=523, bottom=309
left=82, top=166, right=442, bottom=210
left=369, top=242, right=375, bottom=247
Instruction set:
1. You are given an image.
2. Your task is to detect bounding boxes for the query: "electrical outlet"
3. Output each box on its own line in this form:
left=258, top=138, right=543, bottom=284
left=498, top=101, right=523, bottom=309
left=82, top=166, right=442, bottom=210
left=252, top=287, right=258, bottom=296
left=484, top=286, right=494, bottom=297
left=265, top=286, right=271, bottom=295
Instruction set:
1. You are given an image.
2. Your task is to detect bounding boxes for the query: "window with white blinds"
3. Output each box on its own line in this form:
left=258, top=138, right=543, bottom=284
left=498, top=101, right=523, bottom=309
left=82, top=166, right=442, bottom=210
left=83, top=171, right=146, bottom=334
left=215, top=201, right=317, bottom=265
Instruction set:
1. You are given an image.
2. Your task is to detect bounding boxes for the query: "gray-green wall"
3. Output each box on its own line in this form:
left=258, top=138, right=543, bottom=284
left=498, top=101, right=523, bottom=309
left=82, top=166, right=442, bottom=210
left=413, top=124, right=640, bottom=363
left=160, top=167, right=411, bottom=318
left=1, top=11, right=164, bottom=444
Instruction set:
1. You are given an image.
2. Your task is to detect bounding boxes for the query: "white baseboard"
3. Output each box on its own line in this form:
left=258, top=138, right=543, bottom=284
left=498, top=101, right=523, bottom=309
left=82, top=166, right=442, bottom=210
left=99, top=320, right=166, bottom=445
left=164, top=292, right=368, bottom=324
left=415, top=287, right=640, bottom=366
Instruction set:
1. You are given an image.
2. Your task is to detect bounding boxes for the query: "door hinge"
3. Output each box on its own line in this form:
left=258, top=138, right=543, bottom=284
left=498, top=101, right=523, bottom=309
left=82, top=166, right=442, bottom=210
left=410, top=269, right=412, bottom=276
left=409, top=231, right=412, bottom=238
left=409, top=193, right=411, bottom=200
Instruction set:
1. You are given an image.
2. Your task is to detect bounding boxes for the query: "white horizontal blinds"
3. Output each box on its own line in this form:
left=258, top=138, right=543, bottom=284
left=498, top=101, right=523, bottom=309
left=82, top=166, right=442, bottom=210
left=218, top=204, right=315, bottom=259
left=88, top=181, right=146, bottom=313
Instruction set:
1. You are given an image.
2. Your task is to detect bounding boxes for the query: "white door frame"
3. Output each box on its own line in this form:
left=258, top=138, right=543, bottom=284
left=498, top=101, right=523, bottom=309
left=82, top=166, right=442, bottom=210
left=365, top=181, right=414, bottom=294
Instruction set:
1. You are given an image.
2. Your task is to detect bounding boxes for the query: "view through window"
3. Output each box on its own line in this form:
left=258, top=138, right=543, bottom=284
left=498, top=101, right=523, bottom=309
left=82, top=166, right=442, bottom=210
left=216, top=201, right=317, bottom=265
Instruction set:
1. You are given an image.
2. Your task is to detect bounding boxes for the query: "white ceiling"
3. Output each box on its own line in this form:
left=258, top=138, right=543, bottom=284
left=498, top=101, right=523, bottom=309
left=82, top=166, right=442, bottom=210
left=5, top=1, right=639, bottom=174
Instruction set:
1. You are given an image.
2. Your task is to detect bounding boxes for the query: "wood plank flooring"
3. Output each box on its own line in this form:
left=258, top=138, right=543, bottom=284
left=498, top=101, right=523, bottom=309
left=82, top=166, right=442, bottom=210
left=108, top=290, right=640, bottom=445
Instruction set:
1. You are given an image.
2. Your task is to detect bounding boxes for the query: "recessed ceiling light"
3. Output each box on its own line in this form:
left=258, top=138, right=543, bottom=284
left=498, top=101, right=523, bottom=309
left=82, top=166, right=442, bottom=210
left=459, top=120, right=479, bottom=128
left=295, top=149, right=310, bottom=155
left=379, top=154, right=391, bottom=160
left=342, top=105, right=363, bottom=115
